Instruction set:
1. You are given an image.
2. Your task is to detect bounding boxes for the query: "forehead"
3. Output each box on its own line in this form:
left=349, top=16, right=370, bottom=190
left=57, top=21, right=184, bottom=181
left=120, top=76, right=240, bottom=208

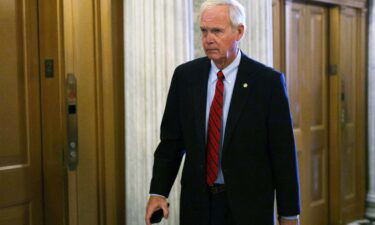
left=200, top=5, right=231, bottom=27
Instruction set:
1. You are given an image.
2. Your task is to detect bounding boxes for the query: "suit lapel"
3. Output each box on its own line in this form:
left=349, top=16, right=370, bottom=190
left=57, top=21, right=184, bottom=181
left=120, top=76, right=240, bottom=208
left=189, top=55, right=258, bottom=156
left=190, top=58, right=211, bottom=152
left=222, top=54, right=258, bottom=154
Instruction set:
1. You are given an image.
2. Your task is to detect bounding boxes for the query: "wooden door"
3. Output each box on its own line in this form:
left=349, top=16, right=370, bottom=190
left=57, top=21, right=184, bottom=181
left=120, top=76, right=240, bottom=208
left=285, top=4, right=306, bottom=221
left=285, top=2, right=329, bottom=224
left=339, top=8, right=358, bottom=222
left=1, top=0, right=124, bottom=224
left=304, top=5, right=329, bottom=224
left=328, top=6, right=367, bottom=224
left=62, top=0, right=125, bottom=224
left=272, top=0, right=284, bottom=72
left=38, top=0, right=67, bottom=223
left=0, top=0, right=44, bottom=224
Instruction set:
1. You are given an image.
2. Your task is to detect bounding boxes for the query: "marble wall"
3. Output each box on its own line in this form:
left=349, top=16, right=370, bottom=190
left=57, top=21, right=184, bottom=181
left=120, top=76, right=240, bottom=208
left=124, top=1, right=193, bottom=224
left=367, top=0, right=375, bottom=220
left=238, top=0, right=273, bottom=66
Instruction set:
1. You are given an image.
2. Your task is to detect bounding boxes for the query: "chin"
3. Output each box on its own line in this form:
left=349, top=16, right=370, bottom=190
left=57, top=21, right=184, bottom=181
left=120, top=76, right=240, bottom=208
left=206, top=53, right=220, bottom=61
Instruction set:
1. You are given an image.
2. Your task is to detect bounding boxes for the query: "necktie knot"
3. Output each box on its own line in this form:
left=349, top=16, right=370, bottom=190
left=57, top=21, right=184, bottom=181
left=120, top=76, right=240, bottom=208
left=217, top=71, right=225, bottom=80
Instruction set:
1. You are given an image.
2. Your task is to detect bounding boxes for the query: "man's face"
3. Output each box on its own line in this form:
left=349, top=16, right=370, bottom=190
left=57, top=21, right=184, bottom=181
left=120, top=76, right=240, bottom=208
left=200, top=5, right=244, bottom=67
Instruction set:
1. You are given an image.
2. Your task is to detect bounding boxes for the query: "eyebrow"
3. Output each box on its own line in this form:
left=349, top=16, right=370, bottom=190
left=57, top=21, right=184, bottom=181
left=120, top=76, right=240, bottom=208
left=200, top=27, right=224, bottom=31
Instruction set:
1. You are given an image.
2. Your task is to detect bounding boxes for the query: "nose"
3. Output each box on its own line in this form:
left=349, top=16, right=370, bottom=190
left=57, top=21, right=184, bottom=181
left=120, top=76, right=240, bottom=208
left=205, top=32, right=214, bottom=44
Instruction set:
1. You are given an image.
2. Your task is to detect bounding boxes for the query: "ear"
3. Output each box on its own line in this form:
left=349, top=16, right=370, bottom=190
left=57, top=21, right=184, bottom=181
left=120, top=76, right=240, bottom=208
left=236, top=24, right=245, bottom=41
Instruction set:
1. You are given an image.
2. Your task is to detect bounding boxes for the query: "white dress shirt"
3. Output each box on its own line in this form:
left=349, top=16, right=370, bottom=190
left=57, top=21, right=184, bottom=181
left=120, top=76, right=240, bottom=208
left=205, top=51, right=241, bottom=184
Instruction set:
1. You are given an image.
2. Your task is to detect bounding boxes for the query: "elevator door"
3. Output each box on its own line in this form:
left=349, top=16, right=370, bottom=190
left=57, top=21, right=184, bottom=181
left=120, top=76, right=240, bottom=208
left=0, top=0, right=44, bottom=224
left=285, top=2, right=329, bottom=224
left=334, top=6, right=367, bottom=223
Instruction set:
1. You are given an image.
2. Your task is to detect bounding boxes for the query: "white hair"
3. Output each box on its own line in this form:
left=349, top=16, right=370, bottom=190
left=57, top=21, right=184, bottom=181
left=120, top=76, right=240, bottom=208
left=199, top=0, right=246, bottom=29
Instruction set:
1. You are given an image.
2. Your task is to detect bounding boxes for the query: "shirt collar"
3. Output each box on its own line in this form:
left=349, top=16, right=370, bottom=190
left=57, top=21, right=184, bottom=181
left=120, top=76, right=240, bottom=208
left=209, top=50, right=242, bottom=85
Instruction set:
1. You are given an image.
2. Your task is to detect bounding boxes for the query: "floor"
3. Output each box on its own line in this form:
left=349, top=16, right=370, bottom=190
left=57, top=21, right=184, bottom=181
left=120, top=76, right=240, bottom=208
left=347, top=219, right=375, bottom=225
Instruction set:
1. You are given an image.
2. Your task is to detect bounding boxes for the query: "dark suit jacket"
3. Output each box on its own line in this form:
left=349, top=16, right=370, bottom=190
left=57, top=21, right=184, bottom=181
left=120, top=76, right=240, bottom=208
left=150, top=53, right=300, bottom=225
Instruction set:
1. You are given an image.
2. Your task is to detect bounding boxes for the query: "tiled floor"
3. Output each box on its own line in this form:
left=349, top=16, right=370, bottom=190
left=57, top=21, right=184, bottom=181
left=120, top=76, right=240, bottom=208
left=347, top=219, right=375, bottom=225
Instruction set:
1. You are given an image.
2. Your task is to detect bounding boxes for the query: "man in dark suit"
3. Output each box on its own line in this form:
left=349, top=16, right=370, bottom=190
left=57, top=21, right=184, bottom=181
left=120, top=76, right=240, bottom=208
left=145, top=0, right=300, bottom=224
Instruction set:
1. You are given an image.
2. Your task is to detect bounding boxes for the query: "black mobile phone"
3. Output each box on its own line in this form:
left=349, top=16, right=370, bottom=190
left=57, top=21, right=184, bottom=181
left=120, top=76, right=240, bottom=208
left=150, top=208, right=164, bottom=223
left=150, top=203, right=169, bottom=224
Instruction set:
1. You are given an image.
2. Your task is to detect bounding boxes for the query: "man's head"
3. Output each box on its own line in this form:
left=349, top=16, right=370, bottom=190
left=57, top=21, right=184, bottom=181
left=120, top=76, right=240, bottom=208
left=199, top=0, right=246, bottom=69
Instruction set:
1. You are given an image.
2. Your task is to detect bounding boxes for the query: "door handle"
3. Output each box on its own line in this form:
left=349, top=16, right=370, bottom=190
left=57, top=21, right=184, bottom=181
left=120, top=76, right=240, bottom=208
left=66, top=73, right=78, bottom=170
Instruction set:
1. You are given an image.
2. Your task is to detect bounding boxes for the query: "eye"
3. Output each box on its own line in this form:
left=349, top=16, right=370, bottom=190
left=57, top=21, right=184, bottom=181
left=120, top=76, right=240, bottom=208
left=200, top=28, right=207, bottom=34
left=212, top=28, right=221, bottom=33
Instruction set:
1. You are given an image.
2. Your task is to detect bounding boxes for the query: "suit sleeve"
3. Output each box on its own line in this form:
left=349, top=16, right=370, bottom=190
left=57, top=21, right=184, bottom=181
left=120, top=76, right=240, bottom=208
left=267, top=73, right=301, bottom=216
left=149, top=67, right=185, bottom=198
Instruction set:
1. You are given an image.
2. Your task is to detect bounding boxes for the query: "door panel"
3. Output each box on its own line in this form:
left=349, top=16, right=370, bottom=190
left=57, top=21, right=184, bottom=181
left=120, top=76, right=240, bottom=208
left=328, top=6, right=366, bottom=224
left=340, top=7, right=357, bottom=199
left=0, top=0, right=27, bottom=166
left=339, top=7, right=360, bottom=222
left=281, top=2, right=367, bottom=224
left=285, top=1, right=304, bottom=177
left=285, top=2, right=329, bottom=224
left=38, top=0, right=67, bottom=223
left=285, top=2, right=307, bottom=222
left=272, top=0, right=283, bottom=71
left=0, top=0, right=43, bottom=224
left=305, top=5, right=329, bottom=224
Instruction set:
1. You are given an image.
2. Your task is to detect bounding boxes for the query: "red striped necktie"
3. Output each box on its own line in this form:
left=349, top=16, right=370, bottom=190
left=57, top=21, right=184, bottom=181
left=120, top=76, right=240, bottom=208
left=206, top=70, right=225, bottom=186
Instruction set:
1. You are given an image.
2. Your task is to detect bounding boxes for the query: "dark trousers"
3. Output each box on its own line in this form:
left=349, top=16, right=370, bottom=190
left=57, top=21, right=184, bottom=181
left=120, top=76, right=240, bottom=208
left=209, top=191, right=236, bottom=225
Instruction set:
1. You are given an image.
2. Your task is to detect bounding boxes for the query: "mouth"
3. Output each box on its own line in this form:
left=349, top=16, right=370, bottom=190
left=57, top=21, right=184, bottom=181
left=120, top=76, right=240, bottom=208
left=205, top=49, right=218, bottom=53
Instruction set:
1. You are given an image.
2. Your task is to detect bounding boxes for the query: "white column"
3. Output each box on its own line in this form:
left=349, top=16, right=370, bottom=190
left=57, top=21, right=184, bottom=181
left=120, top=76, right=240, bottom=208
left=238, top=0, right=274, bottom=66
left=124, top=0, right=273, bottom=224
left=124, top=0, right=193, bottom=224
left=366, top=0, right=375, bottom=220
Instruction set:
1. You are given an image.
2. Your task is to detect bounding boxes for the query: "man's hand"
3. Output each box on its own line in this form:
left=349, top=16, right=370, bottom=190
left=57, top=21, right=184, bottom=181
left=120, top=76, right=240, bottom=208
left=145, top=196, right=169, bottom=225
left=278, top=217, right=299, bottom=225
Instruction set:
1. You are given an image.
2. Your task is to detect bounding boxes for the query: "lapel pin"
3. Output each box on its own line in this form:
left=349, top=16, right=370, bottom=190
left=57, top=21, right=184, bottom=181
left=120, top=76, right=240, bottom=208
left=243, top=83, right=248, bottom=88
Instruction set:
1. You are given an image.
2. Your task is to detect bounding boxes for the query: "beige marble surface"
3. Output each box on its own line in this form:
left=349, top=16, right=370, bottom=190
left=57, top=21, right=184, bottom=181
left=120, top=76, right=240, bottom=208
left=124, top=1, right=193, bottom=224
left=238, top=0, right=273, bottom=66
left=367, top=0, right=375, bottom=220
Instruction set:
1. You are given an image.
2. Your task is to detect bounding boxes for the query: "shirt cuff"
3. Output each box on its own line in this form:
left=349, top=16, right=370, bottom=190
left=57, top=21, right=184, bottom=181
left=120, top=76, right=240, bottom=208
left=280, top=215, right=299, bottom=220
left=150, top=194, right=167, bottom=199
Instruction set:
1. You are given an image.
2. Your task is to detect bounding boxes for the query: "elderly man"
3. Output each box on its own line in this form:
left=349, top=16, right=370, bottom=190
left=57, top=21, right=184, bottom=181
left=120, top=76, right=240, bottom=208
left=145, top=0, right=300, bottom=224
